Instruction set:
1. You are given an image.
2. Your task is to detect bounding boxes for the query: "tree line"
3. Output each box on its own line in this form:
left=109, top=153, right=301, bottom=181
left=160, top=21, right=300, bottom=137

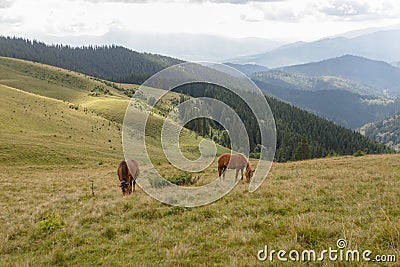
left=0, top=36, right=182, bottom=84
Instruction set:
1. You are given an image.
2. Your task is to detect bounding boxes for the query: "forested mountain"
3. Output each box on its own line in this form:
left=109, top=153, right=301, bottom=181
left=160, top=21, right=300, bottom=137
left=172, top=83, right=389, bottom=162
left=255, top=80, right=400, bottom=129
left=0, top=36, right=182, bottom=84
left=360, top=114, right=400, bottom=151
left=252, top=69, right=383, bottom=96
left=280, top=55, right=400, bottom=97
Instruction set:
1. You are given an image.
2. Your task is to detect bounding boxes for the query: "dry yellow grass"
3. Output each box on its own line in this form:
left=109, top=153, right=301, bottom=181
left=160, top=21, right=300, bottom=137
left=1, top=154, right=399, bottom=266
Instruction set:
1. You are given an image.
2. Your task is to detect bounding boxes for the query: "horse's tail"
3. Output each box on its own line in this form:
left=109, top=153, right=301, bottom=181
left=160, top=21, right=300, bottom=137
left=134, top=168, right=139, bottom=181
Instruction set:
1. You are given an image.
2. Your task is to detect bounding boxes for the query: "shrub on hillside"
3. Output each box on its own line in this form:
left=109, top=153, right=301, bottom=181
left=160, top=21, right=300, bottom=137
left=353, top=150, right=366, bottom=157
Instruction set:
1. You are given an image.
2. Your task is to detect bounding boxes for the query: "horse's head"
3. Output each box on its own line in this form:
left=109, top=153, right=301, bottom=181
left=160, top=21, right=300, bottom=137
left=245, top=168, right=255, bottom=183
left=120, top=180, right=131, bottom=196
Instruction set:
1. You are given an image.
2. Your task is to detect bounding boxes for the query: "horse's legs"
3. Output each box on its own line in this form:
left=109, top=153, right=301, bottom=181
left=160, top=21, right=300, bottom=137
left=241, top=168, right=244, bottom=180
left=235, top=169, right=239, bottom=181
left=219, top=166, right=227, bottom=181
left=133, top=177, right=136, bottom=192
left=128, top=174, right=133, bottom=194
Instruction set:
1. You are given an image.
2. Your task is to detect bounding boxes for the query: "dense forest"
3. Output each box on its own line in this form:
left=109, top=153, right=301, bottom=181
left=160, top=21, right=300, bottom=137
left=0, top=36, right=182, bottom=84
left=173, top=83, right=389, bottom=162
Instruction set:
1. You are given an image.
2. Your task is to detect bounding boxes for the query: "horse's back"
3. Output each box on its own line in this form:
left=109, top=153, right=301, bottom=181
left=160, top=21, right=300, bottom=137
left=126, top=159, right=139, bottom=177
left=218, top=153, right=247, bottom=169
left=118, top=159, right=139, bottom=178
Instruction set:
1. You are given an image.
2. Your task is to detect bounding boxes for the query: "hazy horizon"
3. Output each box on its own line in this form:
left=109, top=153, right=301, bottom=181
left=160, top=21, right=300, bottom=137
left=1, top=0, right=400, bottom=61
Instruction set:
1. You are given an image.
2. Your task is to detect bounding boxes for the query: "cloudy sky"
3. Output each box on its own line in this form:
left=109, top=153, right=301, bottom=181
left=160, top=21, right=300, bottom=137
left=1, top=0, right=400, bottom=43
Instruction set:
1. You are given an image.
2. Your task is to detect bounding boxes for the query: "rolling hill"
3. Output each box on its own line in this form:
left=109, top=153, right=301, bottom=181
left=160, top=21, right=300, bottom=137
left=0, top=56, right=388, bottom=163
left=229, top=29, right=400, bottom=68
left=0, top=56, right=133, bottom=122
left=0, top=83, right=123, bottom=165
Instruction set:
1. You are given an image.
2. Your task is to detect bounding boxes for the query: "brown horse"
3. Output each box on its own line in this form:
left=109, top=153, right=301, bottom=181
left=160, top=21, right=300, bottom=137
left=217, top=153, right=254, bottom=182
left=117, top=159, right=139, bottom=196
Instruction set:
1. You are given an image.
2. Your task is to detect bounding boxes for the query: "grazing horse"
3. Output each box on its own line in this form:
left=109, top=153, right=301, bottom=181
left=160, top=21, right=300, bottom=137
left=218, top=153, right=254, bottom=182
left=117, top=159, right=139, bottom=196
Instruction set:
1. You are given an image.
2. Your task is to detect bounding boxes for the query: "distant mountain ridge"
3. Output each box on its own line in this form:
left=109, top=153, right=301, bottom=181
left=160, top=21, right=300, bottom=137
left=255, top=80, right=400, bottom=129
left=252, top=69, right=383, bottom=96
left=230, top=29, right=400, bottom=68
left=224, top=55, right=400, bottom=129
left=279, top=55, right=400, bottom=97
left=223, top=63, right=269, bottom=76
left=39, top=29, right=283, bottom=62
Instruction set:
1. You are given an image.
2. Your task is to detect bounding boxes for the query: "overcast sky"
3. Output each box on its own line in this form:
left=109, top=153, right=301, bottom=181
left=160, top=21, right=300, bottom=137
left=1, top=0, right=400, bottom=42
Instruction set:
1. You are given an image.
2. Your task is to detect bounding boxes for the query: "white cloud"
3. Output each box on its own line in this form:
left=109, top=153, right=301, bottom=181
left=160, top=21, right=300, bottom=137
left=0, top=0, right=399, bottom=42
left=0, top=0, right=14, bottom=8
left=315, top=0, right=400, bottom=20
left=83, top=0, right=285, bottom=4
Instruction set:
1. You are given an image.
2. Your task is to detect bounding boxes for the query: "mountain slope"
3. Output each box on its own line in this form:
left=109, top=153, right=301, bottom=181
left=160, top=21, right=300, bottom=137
left=0, top=83, right=123, bottom=165
left=0, top=36, right=183, bottom=84
left=360, top=113, right=400, bottom=151
left=255, top=80, right=400, bottom=129
left=252, top=69, right=383, bottom=96
left=230, top=29, right=400, bottom=68
left=280, top=55, right=400, bottom=96
left=174, top=83, right=389, bottom=162
left=0, top=56, right=218, bottom=169
left=0, top=56, right=389, bottom=162
left=0, top=56, right=133, bottom=122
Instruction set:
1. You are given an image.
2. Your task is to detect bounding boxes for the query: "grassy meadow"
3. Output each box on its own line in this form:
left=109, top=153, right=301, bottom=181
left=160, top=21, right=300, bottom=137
left=0, top=57, right=399, bottom=266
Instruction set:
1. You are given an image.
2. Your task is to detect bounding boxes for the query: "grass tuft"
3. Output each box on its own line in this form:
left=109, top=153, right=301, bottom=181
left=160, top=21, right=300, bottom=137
left=36, top=212, right=63, bottom=233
